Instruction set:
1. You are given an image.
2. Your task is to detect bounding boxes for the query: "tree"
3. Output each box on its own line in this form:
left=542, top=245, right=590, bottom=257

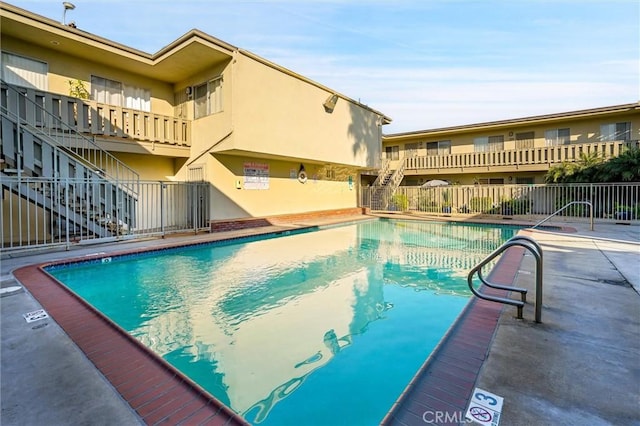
left=68, top=79, right=90, bottom=99
left=596, top=147, right=640, bottom=182
left=545, top=152, right=603, bottom=183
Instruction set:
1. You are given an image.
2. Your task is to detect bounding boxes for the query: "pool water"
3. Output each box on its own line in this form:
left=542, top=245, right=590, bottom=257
left=48, top=219, right=518, bottom=425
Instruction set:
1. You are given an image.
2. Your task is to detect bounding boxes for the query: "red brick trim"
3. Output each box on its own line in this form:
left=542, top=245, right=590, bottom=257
left=13, top=265, right=249, bottom=426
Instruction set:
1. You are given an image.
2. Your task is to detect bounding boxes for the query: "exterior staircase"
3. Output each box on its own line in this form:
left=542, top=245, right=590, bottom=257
left=371, top=156, right=406, bottom=210
left=1, top=81, right=139, bottom=241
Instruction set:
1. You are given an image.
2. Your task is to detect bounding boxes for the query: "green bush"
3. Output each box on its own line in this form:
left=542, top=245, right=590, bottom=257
left=501, top=198, right=530, bottom=215
left=470, top=197, right=493, bottom=213
left=416, top=194, right=438, bottom=212
left=390, top=193, right=409, bottom=211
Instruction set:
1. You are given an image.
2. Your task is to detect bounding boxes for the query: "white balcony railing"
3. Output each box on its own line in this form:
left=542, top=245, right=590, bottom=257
left=3, top=83, right=191, bottom=147
left=403, top=141, right=639, bottom=171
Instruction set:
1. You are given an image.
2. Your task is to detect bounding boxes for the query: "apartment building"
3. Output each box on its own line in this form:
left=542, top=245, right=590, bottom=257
left=0, top=2, right=391, bottom=233
left=381, top=103, right=640, bottom=187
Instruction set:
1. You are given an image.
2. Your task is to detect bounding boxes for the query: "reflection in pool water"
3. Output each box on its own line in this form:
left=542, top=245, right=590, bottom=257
left=48, top=219, right=517, bottom=425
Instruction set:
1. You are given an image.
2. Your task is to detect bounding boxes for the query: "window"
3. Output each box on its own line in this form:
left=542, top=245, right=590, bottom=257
left=477, top=178, right=505, bottom=185
left=599, top=122, right=631, bottom=142
left=385, top=145, right=399, bottom=160
left=91, top=76, right=123, bottom=106
left=91, top=75, right=150, bottom=111
left=426, top=140, right=451, bottom=155
left=1, top=51, right=48, bottom=90
left=545, top=128, right=570, bottom=146
left=405, top=142, right=419, bottom=157
left=515, top=177, right=535, bottom=184
left=124, top=86, right=151, bottom=111
left=474, top=136, right=504, bottom=152
left=194, top=76, right=223, bottom=119
left=515, top=131, right=535, bottom=149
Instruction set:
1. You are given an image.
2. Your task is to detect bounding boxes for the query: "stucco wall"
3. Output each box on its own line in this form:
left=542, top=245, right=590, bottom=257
left=1, top=36, right=175, bottom=116
left=203, top=154, right=359, bottom=220
left=228, top=53, right=382, bottom=169
left=384, top=111, right=640, bottom=155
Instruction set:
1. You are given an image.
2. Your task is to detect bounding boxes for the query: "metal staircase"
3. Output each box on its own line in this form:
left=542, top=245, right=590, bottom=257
left=1, top=81, right=139, bottom=241
left=371, top=156, right=406, bottom=210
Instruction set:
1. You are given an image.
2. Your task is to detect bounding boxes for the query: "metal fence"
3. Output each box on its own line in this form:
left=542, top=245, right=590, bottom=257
left=1, top=177, right=210, bottom=251
left=361, top=183, right=640, bottom=223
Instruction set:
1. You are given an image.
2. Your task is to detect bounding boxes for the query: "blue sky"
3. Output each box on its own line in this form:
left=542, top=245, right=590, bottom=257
left=9, top=0, right=640, bottom=133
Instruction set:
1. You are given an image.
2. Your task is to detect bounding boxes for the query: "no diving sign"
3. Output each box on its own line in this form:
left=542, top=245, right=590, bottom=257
left=465, top=387, right=503, bottom=426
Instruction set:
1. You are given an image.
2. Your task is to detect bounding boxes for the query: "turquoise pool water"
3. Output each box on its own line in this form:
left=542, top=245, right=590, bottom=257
left=47, top=219, right=518, bottom=425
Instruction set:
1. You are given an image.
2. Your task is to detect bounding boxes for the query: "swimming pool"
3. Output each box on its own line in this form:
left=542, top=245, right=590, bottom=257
left=47, top=219, right=518, bottom=425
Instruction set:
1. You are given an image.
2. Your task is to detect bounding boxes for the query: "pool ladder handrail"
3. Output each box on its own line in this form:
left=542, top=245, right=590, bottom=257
left=467, top=235, right=544, bottom=323
left=531, top=201, right=594, bottom=231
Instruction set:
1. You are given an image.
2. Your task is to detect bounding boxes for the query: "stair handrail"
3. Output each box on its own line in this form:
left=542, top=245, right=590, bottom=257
left=1, top=108, right=102, bottom=178
left=468, top=234, right=543, bottom=322
left=372, top=158, right=391, bottom=187
left=531, top=201, right=593, bottom=231
left=1, top=82, right=139, bottom=192
left=386, top=155, right=406, bottom=193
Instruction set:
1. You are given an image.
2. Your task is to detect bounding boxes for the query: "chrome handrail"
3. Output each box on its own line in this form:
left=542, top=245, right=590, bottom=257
left=532, top=201, right=594, bottom=231
left=468, top=234, right=543, bottom=322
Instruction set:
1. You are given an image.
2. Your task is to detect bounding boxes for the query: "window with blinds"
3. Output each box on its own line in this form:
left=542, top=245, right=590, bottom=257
left=545, top=128, right=570, bottom=146
left=1, top=51, right=48, bottom=90
left=194, top=76, right=223, bottom=119
left=474, top=136, right=504, bottom=152
left=599, top=122, right=631, bottom=142
left=91, top=75, right=150, bottom=112
left=404, top=142, right=419, bottom=157
left=515, top=131, right=535, bottom=149
left=426, top=140, right=451, bottom=155
left=385, top=145, right=399, bottom=160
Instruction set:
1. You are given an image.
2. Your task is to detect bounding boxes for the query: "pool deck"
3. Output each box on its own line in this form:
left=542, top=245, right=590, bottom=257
left=1, top=214, right=639, bottom=425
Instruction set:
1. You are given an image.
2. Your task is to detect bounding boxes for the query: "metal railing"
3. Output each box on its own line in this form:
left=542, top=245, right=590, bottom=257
left=361, top=183, right=640, bottom=224
left=1, top=177, right=210, bottom=252
left=532, top=201, right=594, bottom=231
left=1, top=82, right=140, bottom=192
left=468, top=234, right=544, bottom=322
left=371, top=158, right=391, bottom=187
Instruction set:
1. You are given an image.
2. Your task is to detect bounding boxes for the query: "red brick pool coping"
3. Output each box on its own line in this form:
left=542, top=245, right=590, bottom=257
left=13, top=263, right=250, bottom=426
left=380, top=245, right=527, bottom=426
left=11, top=223, right=566, bottom=426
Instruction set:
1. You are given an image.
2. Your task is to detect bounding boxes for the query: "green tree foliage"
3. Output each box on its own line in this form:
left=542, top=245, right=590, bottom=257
left=68, top=79, right=90, bottom=99
left=596, top=147, right=640, bottom=182
left=545, top=148, right=640, bottom=183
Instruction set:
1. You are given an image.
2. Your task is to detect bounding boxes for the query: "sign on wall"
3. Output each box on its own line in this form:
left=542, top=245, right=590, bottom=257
left=244, top=162, right=269, bottom=190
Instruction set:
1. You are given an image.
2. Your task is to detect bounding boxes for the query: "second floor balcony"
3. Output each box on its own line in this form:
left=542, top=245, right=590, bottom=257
left=390, top=140, right=639, bottom=175
left=2, top=83, right=191, bottom=147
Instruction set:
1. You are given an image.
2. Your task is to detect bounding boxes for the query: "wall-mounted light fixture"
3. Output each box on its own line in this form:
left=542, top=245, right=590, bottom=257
left=62, top=2, right=75, bottom=25
left=298, top=164, right=307, bottom=183
left=323, top=94, right=339, bottom=113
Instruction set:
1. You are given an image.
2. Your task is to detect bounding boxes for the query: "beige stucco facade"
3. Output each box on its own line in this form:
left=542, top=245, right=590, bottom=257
left=1, top=3, right=389, bottom=221
left=383, top=104, right=640, bottom=186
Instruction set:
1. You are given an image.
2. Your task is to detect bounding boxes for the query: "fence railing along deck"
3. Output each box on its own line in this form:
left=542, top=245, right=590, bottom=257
left=1, top=177, right=210, bottom=251
left=361, top=183, right=640, bottom=223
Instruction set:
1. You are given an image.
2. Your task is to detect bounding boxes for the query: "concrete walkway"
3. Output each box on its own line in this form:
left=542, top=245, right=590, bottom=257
left=475, top=222, right=640, bottom=426
left=1, top=218, right=639, bottom=425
